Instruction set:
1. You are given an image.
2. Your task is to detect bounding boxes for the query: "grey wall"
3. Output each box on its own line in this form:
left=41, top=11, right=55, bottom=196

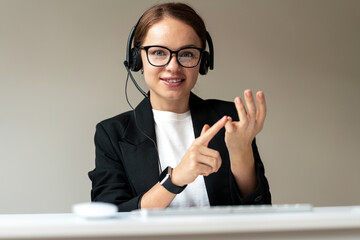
left=0, top=0, right=359, bottom=214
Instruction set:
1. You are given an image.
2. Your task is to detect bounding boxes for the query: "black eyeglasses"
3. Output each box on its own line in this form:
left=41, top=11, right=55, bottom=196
left=139, top=45, right=204, bottom=68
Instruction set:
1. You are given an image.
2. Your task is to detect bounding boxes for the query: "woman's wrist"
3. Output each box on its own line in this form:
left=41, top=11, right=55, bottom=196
left=170, top=167, right=187, bottom=187
left=229, top=147, right=255, bottom=175
left=228, top=146, right=253, bottom=162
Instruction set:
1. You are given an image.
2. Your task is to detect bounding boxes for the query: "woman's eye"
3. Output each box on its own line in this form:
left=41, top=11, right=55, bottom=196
left=181, top=52, right=194, bottom=58
left=151, top=50, right=165, bottom=56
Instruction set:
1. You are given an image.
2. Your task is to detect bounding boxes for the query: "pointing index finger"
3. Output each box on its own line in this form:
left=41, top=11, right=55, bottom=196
left=197, top=116, right=227, bottom=146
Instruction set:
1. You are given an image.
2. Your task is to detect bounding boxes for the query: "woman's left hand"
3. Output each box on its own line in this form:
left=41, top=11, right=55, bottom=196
left=224, top=90, right=267, bottom=157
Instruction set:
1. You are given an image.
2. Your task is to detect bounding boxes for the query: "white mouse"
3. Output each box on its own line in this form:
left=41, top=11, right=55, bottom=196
left=72, top=202, right=118, bottom=219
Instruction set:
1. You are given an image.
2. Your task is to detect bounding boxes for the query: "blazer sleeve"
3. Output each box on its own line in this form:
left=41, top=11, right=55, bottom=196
left=229, top=138, right=272, bottom=205
left=208, top=99, right=271, bottom=205
left=88, top=122, right=141, bottom=211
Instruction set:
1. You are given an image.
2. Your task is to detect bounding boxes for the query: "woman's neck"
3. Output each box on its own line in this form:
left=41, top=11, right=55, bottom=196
left=149, top=94, right=190, bottom=113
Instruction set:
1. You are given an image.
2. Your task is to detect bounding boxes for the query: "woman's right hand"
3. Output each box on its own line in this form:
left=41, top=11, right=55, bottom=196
left=171, top=116, right=228, bottom=187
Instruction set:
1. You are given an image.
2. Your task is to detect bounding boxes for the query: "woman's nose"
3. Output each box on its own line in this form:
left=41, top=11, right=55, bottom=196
left=165, top=53, right=181, bottom=70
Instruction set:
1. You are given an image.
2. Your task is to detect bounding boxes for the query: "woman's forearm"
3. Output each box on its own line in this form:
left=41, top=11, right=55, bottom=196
left=229, top=147, right=257, bottom=197
left=140, top=183, right=177, bottom=209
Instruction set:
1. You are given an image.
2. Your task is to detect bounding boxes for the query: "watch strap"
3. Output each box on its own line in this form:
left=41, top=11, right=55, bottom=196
left=159, top=166, right=187, bottom=194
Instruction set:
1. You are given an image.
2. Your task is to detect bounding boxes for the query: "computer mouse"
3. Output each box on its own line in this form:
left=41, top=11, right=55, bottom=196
left=72, top=202, right=118, bottom=219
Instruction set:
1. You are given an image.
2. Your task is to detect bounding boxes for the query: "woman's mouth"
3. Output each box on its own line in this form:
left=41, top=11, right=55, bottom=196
left=165, top=79, right=183, bottom=83
left=161, top=78, right=185, bottom=87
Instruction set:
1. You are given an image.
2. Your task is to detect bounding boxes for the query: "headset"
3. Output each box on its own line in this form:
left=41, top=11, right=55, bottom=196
left=123, top=16, right=214, bottom=98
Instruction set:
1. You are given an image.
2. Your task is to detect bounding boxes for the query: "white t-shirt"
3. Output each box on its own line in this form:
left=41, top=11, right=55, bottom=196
left=152, top=109, right=210, bottom=208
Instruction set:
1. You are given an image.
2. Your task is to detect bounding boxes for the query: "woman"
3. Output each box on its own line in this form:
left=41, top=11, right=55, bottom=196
left=89, top=2, right=271, bottom=211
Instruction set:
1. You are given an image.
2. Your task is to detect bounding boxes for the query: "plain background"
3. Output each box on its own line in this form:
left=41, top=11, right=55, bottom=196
left=0, top=0, right=359, bottom=214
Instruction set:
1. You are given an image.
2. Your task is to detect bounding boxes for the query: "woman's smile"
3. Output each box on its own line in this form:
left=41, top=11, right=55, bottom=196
left=160, top=76, right=185, bottom=87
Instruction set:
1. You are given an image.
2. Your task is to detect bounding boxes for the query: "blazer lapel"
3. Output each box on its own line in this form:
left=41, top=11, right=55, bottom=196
left=118, top=97, right=160, bottom=195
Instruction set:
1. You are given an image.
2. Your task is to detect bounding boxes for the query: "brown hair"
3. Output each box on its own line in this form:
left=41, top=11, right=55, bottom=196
left=134, top=3, right=207, bottom=49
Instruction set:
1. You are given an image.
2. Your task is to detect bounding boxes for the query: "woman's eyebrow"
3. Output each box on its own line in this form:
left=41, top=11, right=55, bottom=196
left=169, top=44, right=201, bottom=51
left=145, top=44, right=202, bottom=51
left=179, top=44, right=201, bottom=49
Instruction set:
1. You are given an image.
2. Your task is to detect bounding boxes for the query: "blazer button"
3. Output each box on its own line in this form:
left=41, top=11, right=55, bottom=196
left=254, top=195, right=263, bottom=203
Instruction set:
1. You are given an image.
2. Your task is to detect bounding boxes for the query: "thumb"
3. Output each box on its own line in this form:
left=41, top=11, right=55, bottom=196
left=201, top=124, right=210, bottom=136
left=224, top=116, right=235, bottom=132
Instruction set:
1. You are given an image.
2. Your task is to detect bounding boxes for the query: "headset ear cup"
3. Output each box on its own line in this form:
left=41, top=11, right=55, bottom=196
left=130, top=48, right=142, bottom=72
left=199, top=51, right=209, bottom=75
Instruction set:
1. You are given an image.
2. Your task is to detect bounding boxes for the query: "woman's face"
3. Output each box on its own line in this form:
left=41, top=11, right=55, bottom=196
left=141, top=17, right=202, bottom=112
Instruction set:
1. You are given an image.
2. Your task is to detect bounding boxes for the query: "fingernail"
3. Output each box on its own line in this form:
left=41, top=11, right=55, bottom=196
left=258, top=91, right=264, bottom=98
left=235, top=97, right=241, bottom=104
left=246, top=90, right=252, bottom=97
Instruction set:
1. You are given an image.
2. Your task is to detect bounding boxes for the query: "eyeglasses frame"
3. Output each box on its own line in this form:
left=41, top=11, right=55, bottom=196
left=139, top=45, right=204, bottom=68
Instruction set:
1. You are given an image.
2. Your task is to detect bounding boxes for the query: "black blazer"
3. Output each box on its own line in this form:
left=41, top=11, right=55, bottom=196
left=88, top=93, right=271, bottom=211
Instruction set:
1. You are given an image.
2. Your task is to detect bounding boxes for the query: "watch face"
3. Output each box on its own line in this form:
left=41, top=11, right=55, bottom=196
left=159, top=172, right=170, bottom=185
left=159, top=166, right=171, bottom=184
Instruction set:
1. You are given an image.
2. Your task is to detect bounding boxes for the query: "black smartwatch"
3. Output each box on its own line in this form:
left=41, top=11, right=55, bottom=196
left=159, top=166, right=187, bottom=194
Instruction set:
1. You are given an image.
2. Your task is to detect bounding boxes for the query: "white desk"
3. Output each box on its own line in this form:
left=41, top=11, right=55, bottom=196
left=1, top=206, right=360, bottom=240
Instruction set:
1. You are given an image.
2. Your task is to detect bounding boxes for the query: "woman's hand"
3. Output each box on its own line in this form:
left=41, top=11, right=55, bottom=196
left=171, top=116, right=228, bottom=187
left=223, top=90, right=266, bottom=196
left=225, top=90, right=267, bottom=160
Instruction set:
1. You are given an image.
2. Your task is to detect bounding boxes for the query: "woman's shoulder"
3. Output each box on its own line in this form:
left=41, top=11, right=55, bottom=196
left=190, top=93, right=238, bottom=120
left=191, top=92, right=234, bottom=108
left=205, top=98, right=235, bottom=109
left=96, top=110, right=134, bottom=135
left=204, top=98, right=238, bottom=119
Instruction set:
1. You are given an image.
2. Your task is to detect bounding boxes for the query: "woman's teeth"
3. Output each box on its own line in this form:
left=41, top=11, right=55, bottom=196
left=166, top=79, right=183, bottom=83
